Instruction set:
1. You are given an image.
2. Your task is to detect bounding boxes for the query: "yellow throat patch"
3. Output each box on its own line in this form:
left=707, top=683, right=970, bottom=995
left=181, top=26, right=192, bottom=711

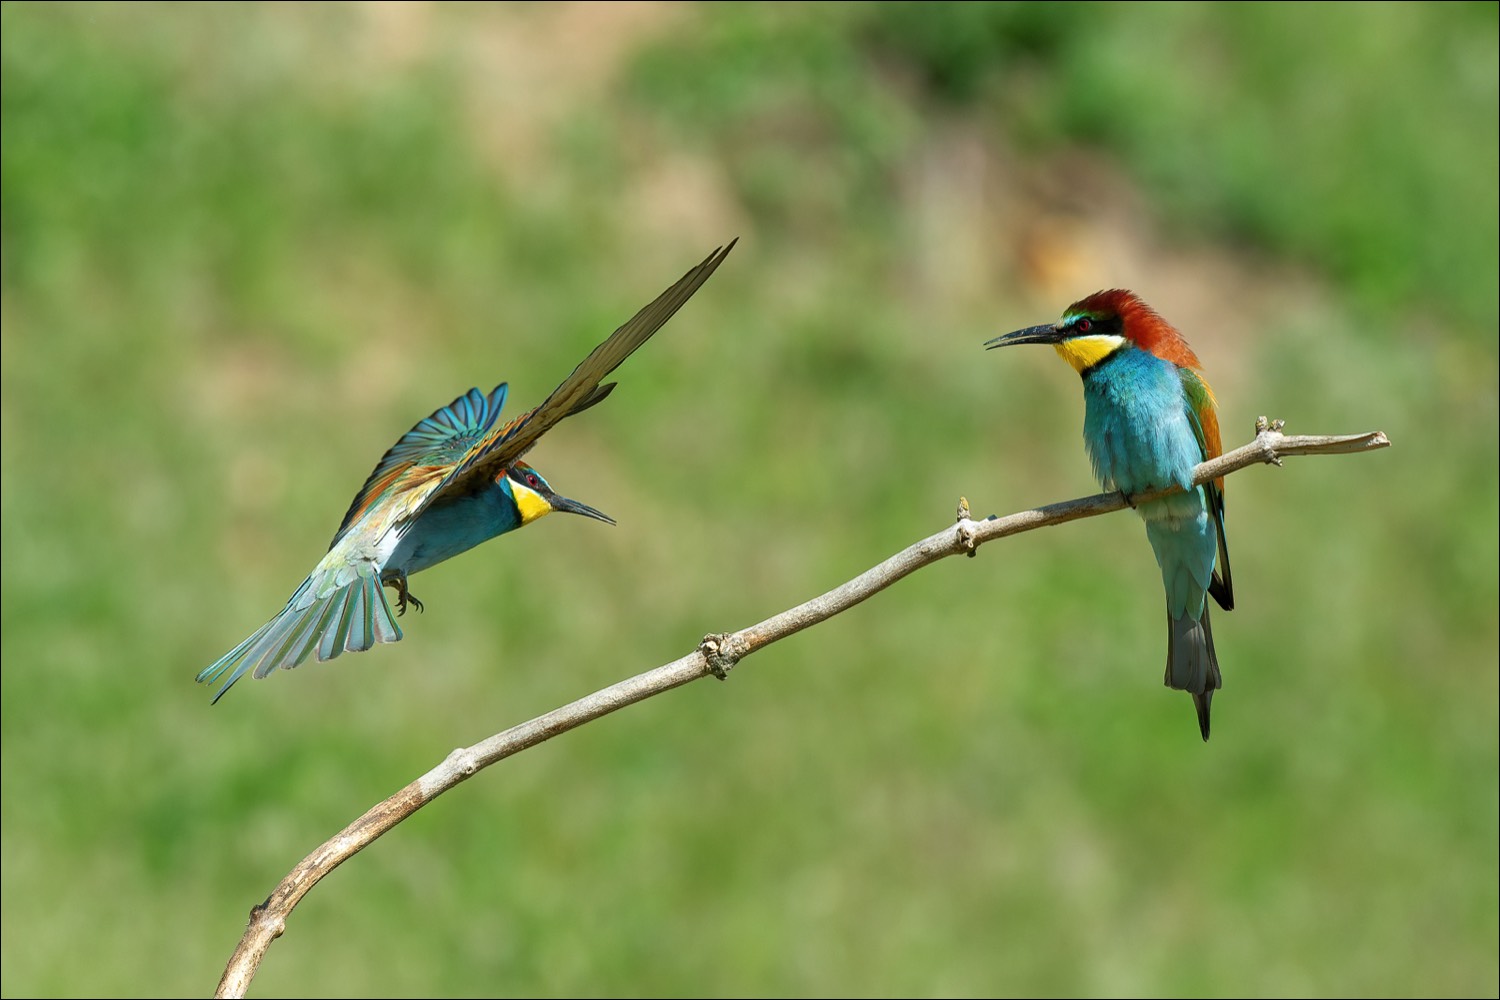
left=511, top=481, right=553, bottom=525
left=1054, top=334, right=1126, bottom=373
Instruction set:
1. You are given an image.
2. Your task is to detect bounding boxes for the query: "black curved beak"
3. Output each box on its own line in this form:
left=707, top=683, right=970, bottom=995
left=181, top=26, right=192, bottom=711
left=550, top=493, right=616, bottom=526
left=985, top=323, right=1064, bottom=349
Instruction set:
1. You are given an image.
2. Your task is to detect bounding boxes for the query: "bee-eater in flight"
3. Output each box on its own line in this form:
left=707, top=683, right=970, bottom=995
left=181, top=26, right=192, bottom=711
left=985, top=290, right=1233, bottom=740
left=198, top=240, right=736, bottom=702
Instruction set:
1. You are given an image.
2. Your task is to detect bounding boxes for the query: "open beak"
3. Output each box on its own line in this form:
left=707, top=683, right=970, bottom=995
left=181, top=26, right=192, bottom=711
left=984, top=323, right=1064, bottom=349
left=550, top=494, right=616, bottom=526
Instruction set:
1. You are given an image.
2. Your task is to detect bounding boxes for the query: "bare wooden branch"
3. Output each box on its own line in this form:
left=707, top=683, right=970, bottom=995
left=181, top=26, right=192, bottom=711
left=213, top=421, right=1388, bottom=998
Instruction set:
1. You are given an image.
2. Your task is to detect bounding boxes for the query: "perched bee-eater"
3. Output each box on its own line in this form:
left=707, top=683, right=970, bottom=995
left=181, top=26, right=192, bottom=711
left=198, top=241, right=736, bottom=702
left=985, top=290, right=1233, bottom=740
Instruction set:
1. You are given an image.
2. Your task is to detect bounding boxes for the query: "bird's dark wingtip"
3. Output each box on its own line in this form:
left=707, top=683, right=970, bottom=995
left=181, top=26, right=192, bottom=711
left=1209, top=574, right=1234, bottom=612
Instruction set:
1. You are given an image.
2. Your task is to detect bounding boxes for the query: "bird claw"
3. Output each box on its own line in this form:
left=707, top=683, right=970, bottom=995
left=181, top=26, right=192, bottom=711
left=391, top=575, right=424, bottom=617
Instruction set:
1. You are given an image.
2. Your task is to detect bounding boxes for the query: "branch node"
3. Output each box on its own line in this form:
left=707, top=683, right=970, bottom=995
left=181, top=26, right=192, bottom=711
left=447, top=748, right=479, bottom=777
left=700, top=633, right=739, bottom=680
left=250, top=902, right=286, bottom=940
left=956, top=497, right=980, bottom=557
left=1254, top=416, right=1286, bottom=466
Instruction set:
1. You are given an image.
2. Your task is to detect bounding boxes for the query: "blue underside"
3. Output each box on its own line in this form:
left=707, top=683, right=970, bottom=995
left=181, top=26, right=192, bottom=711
left=386, top=482, right=523, bottom=578
left=1081, top=348, right=1216, bottom=621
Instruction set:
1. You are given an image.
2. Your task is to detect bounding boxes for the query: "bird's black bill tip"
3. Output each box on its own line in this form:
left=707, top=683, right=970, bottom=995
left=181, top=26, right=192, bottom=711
left=551, top=494, right=616, bottom=526
left=984, top=323, right=1063, bottom=350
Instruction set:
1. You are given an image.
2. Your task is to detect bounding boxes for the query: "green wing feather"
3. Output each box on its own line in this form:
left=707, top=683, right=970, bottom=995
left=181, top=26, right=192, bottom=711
left=329, top=383, right=511, bottom=549
left=1180, top=368, right=1233, bottom=611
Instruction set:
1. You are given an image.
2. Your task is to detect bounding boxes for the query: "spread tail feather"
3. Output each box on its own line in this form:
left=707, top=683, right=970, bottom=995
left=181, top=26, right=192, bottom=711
left=197, top=567, right=402, bottom=703
left=1165, top=605, right=1222, bottom=741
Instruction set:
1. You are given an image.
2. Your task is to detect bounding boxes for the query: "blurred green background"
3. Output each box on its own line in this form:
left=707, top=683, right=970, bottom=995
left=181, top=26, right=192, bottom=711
left=3, top=3, right=1496, bottom=996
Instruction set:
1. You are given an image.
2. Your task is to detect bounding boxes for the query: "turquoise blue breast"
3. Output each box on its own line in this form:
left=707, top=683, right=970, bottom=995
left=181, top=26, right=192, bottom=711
left=387, top=482, right=522, bottom=577
left=1080, top=347, right=1202, bottom=494
left=1081, top=346, right=1215, bottom=619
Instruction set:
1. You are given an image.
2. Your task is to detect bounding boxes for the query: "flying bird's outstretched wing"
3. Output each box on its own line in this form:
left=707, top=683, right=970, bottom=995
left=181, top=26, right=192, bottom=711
left=329, top=384, right=511, bottom=549
left=403, top=239, right=736, bottom=517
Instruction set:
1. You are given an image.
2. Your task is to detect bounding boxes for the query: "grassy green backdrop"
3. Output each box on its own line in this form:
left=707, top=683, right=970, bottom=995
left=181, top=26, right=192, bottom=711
left=3, top=3, right=1495, bottom=996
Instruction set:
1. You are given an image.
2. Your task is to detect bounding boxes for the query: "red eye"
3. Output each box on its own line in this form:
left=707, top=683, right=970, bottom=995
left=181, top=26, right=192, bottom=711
left=1077, top=317, right=1093, bottom=333
left=527, top=474, right=540, bottom=488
